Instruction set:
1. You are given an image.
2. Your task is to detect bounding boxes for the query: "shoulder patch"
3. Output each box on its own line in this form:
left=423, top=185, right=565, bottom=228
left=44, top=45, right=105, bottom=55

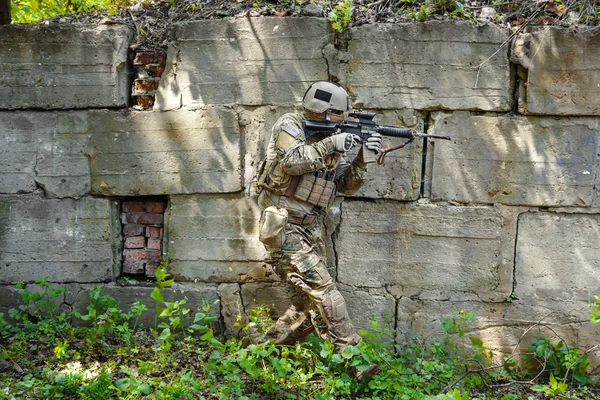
left=282, top=123, right=301, bottom=138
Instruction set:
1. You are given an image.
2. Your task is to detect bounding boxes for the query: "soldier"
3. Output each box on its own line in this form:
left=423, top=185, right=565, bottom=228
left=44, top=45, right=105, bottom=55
left=255, top=81, right=382, bottom=370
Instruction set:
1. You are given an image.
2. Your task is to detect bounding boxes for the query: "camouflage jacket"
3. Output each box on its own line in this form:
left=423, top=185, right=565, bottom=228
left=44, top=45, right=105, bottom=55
left=262, top=112, right=367, bottom=212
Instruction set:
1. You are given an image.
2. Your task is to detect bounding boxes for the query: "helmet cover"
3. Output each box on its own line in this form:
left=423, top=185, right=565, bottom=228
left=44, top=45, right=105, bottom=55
left=302, top=81, right=351, bottom=114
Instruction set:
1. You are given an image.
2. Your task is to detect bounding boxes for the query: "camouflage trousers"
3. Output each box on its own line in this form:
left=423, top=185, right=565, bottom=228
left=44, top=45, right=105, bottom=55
left=268, top=221, right=361, bottom=354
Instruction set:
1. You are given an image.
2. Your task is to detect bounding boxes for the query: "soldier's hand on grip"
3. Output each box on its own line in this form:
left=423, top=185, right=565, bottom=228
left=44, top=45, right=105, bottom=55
left=330, top=133, right=361, bottom=152
left=365, top=133, right=382, bottom=153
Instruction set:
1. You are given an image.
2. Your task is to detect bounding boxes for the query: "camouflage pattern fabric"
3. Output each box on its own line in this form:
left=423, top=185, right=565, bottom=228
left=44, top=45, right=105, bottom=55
left=269, top=220, right=362, bottom=353
left=256, top=112, right=369, bottom=353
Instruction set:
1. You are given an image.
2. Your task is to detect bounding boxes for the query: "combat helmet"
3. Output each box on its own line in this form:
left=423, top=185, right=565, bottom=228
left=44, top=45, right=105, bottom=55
left=302, top=81, right=351, bottom=119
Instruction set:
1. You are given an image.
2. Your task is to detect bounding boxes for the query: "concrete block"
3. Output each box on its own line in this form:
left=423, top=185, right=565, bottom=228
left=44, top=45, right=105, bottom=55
left=347, top=21, right=511, bottom=111
left=0, top=195, right=118, bottom=283
left=515, top=212, right=600, bottom=302
left=240, top=282, right=296, bottom=318
left=512, top=27, right=600, bottom=116
left=0, top=25, right=133, bottom=109
left=397, top=299, right=588, bottom=353
left=67, top=283, right=221, bottom=332
left=88, top=109, right=242, bottom=195
left=430, top=112, right=599, bottom=207
left=349, top=110, right=423, bottom=201
left=239, top=106, right=299, bottom=195
left=0, top=285, right=25, bottom=321
left=218, top=283, right=244, bottom=338
left=339, top=285, right=396, bottom=333
left=155, top=18, right=330, bottom=109
left=167, top=195, right=274, bottom=282
left=0, top=111, right=91, bottom=198
left=337, top=200, right=507, bottom=301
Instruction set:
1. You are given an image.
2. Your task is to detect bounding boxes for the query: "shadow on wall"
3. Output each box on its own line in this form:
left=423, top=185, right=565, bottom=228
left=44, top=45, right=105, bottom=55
left=163, top=17, right=331, bottom=108
left=114, top=19, right=600, bottom=353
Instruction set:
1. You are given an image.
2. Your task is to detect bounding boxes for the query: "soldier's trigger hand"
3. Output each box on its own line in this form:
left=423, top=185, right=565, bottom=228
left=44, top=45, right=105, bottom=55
left=330, top=133, right=361, bottom=152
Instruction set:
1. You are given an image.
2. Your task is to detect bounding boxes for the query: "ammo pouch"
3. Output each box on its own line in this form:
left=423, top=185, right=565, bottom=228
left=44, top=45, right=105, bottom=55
left=259, top=206, right=289, bottom=251
left=293, top=169, right=336, bottom=209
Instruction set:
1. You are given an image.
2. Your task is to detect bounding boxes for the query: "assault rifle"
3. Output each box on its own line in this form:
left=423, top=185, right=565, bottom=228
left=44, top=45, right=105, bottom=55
left=303, top=111, right=451, bottom=164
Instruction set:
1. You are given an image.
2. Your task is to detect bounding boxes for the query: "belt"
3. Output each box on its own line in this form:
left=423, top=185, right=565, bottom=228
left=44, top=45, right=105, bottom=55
left=258, top=191, right=317, bottom=226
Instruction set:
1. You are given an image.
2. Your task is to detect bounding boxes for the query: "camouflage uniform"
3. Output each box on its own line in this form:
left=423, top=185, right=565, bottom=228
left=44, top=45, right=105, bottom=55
left=257, top=112, right=368, bottom=353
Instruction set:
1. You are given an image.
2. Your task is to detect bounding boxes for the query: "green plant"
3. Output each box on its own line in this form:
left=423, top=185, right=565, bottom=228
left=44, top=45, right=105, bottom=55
left=73, top=286, right=146, bottom=350
left=414, top=4, right=429, bottom=20
left=11, top=0, right=138, bottom=23
left=526, top=334, right=592, bottom=385
left=591, top=295, right=600, bottom=323
left=328, top=0, right=353, bottom=32
left=531, top=373, right=568, bottom=398
left=12, top=278, right=65, bottom=321
left=504, top=292, right=518, bottom=303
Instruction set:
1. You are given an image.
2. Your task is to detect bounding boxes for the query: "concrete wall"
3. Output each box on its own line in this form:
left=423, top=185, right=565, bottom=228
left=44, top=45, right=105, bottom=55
left=0, top=19, right=599, bottom=354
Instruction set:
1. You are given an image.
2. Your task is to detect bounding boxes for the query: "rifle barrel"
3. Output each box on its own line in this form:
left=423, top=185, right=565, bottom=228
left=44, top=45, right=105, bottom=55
left=376, top=126, right=415, bottom=138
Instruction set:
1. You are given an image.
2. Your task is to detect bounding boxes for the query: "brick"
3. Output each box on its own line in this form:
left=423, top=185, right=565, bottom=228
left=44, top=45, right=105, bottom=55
left=132, top=95, right=155, bottom=109
left=123, top=249, right=147, bottom=274
left=145, top=263, right=159, bottom=277
left=134, top=79, right=160, bottom=93
left=146, top=226, right=163, bottom=238
left=145, top=64, right=165, bottom=78
left=147, top=238, right=162, bottom=250
left=123, top=223, right=144, bottom=237
left=147, top=250, right=162, bottom=263
left=122, top=201, right=143, bottom=213
left=124, top=249, right=147, bottom=261
left=156, top=51, right=166, bottom=66
left=139, top=213, right=163, bottom=225
left=124, top=236, right=146, bottom=249
left=123, top=212, right=143, bottom=224
left=133, top=51, right=158, bottom=65
left=145, top=201, right=165, bottom=213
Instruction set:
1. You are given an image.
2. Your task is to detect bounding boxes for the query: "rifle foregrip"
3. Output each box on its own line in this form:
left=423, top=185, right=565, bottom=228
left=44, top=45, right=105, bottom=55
left=376, top=126, right=415, bottom=138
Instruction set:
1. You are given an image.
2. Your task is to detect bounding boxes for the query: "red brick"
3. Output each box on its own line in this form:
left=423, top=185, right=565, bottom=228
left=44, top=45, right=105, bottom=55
left=156, top=51, right=166, bottom=66
left=147, top=238, right=162, bottom=250
left=139, top=213, right=163, bottom=225
left=133, top=51, right=157, bottom=65
left=146, top=226, right=163, bottom=238
left=123, top=223, right=143, bottom=237
left=125, top=236, right=146, bottom=249
left=132, top=95, right=154, bottom=109
left=147, top=250, right=162, bottom=263
left=146, top=263, right=159, bottom=277
left=145, top=64, right=165, bottom=78
left=134, top=78, right=160, bottom=92
left=122, top=201, right=143, bottom=213
left=123, top=249, right=146, bottom=274
left=124, top=212, right=144, bottom=224
left=145, top=201, right=165, bottom=213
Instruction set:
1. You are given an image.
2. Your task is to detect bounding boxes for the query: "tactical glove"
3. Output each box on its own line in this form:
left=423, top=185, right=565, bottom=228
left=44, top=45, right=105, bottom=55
left=364, top=133, right=382, bottom=153
left=329, top=133, right=361, bottom=152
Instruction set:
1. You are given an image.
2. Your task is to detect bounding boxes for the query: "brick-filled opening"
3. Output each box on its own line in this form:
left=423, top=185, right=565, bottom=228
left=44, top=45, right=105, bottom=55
left=121, top=197, right=167, bottom=278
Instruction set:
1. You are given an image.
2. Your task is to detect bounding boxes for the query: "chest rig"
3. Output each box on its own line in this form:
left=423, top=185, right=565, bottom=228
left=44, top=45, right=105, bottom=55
left=291, top=168, right=336, bottom=209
